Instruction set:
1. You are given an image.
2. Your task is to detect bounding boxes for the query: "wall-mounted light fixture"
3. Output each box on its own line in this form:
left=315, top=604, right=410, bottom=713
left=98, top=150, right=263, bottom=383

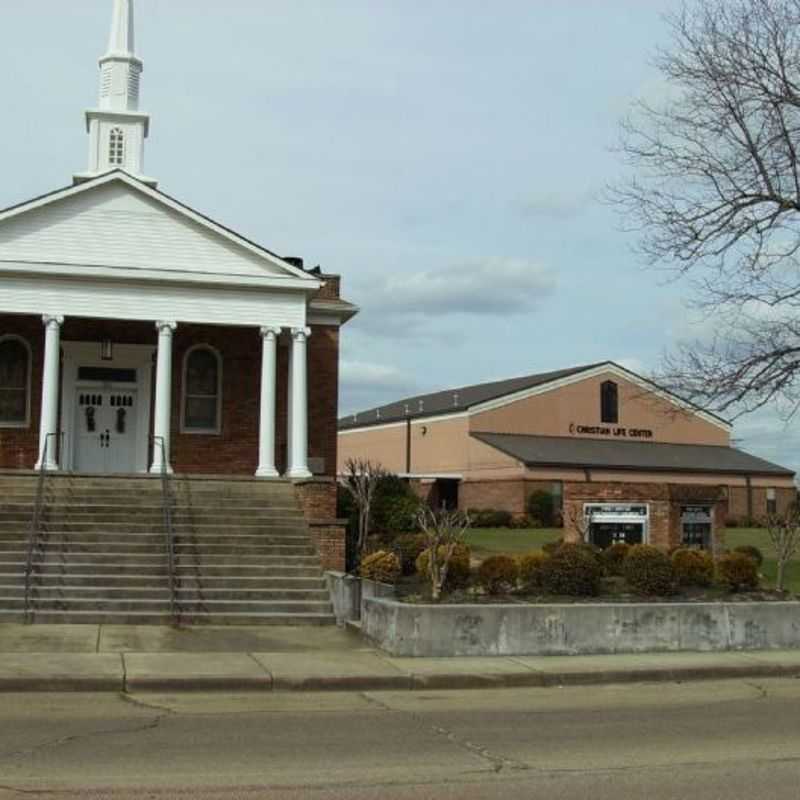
left=101, top=339, right=113, bottom=361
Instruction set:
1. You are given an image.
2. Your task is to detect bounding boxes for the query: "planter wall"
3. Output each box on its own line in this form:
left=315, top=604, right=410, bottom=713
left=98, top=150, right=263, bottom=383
left=361, top=598, right=800, bottom=657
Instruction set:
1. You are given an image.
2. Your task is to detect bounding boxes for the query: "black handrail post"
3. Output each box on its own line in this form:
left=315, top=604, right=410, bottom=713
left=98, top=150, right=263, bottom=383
left=24, top=432, right=57, bottom=624
left=150, top=435, right=178, bottom=624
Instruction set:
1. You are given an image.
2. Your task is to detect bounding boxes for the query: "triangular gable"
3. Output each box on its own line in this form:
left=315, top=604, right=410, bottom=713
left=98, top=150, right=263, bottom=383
left=0, top=171, right=316, bottom=285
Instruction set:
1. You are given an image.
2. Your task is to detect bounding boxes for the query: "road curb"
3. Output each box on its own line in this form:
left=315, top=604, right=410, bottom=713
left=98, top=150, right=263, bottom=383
left=1, top=661, right=798, bottom=693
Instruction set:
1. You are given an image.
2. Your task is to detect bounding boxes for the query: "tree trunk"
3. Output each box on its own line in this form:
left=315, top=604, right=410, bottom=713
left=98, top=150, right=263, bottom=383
left=776, top=559, right=786, bottom=593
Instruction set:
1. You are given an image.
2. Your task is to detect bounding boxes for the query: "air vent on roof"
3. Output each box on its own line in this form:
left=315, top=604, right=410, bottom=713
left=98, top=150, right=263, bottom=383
left=418, top=400, right=424, bottom=412
left=284, top=256, right=305, bottom=270
left=453, top=393, right=459, bottom=407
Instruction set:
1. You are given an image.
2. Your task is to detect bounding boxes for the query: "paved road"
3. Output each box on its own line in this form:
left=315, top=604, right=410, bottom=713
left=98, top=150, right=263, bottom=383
left=0, top=679, right=799, bottom=798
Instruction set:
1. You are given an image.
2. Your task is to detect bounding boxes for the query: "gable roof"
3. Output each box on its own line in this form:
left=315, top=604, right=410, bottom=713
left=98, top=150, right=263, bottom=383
left=339, top=363, right=606, bottom=430
left=338, top=361, right=731, bottom=431
left=0, top=170, right=321, bottom=290
left=472, top=432, right=795, bottom=477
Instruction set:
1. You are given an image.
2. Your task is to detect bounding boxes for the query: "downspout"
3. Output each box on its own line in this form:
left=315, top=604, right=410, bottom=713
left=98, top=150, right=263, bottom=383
left=746, top=475, right=753, bottom=523
left=405, top=418, right=411, bottom=475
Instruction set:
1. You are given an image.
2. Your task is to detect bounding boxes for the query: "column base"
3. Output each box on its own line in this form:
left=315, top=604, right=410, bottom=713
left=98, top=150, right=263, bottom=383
left=255, top=466, right=281, bottom=478
left=149, top=464, right=174, bottom=475
left=34, top=460, right=59, bottom=472
left=286, top=467, right=313, bottom=480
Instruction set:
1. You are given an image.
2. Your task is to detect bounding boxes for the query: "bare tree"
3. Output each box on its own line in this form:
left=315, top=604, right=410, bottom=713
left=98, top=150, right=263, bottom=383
left=765, top=506, right=800, bottom=591
left=415, top=506, right=471, bottom=602
left=565, top=504, right=593, bottom=544
left=610, top=0, right=800, bottom=417
left=341, top=458, right=387, bottom=562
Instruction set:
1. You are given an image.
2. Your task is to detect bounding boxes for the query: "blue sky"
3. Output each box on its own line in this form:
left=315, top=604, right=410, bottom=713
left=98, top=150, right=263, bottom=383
left=2, top=1, right=798, bottom=473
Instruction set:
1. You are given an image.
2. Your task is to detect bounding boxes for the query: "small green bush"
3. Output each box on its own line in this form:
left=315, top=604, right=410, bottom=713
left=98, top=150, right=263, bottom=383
left=371, top=475, right=421, bottom=535
left=671, top=548, right=714, bottom=587
left=517, top=551, right=549, bottom=592
left=393, top=533, right=428, bottom=576
left=415, top=543, right=471, bottom=590
left=733, top=545, right=764, bottom=568
left=359, top=550, right=401, bottom=584
left=623, top=545, right=675, bottom=596
left=467, top=508, right=514, bottom=528
left=540, top=543, right=603, bottom=597
left=527, top=490, right=556, bottom=526
left=510, top=515, right=537, bottom=529
left=717, top=552, right=759, bottom=591
left=601, top=542, right=631, bottom=576
left=477, top=555, right=519, bottom=595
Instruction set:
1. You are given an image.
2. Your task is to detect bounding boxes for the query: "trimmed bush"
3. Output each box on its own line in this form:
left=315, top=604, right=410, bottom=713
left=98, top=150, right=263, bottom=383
left=540, top=543, right=603, bottom=597
left=542, top=539, right=564, bottom=556
left=371, top=475, right=422, bottom=535
left=601, top=542, right=630, bottom=576
left=359, top=550, right=401, bottom=584
left=467, top=508, right=514, bottom=528
left=510, top=515, right=537, bottom=529
left=517, top=551, right=548, bottom=593
left=393, top=533, right=428, bottom=576
left=733, top=545, right=764, bottom=568
left=623, top=545, right=675, bottom=596
left=671, top=548, right=714, bottom=587
left=415, top=543, right=471, bottom=591
left=527, top=490, right=556, bottom=527
left=717, top=552, right=759, bottom=591
left=477, top=555, right=519, bottom=595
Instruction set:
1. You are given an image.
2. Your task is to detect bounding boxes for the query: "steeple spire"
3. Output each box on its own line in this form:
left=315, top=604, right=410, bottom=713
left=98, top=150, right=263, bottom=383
left=74, top=0, right=156, bottom=186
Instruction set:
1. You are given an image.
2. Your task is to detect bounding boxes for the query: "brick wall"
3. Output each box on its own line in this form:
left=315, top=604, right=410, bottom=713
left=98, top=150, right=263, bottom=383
left=309, top=523, right=346, bottom=571
left=295, top=477, right=344, bottom=571
left=726, top=485, right=797, bottom=523
left=0, top=316, right=340, bottom=477
left=460, top=480, right=527, bottom=515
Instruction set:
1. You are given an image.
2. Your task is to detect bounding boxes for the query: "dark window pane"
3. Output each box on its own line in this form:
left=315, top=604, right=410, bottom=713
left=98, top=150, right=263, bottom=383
left=186, top=349, right=218, bottom=396
left=601, top=380, right=618, bottom=424
left=0, top=389, right=26, bottom=423
left=184, top=396, right=217, bottom=430
left=0, top=340, right=28, bottom=389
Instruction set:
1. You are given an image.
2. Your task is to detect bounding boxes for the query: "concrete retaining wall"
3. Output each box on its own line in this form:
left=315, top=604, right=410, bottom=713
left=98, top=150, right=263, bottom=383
left=325, top=573, right=395, bottom=626
left=361, top=598, right=800, bottom=657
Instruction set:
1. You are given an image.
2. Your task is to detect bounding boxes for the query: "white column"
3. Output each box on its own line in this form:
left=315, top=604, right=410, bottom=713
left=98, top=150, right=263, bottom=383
left=150, top=320, right=176, bottom=474
left=35, top=315, right=64, bottom=471
left=256, top=326, right=282, bottom=478
left=287, top=327, right=311, bottom=479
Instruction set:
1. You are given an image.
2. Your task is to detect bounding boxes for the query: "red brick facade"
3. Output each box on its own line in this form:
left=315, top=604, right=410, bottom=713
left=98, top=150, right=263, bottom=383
left=0, top=313, right=340, bottom=478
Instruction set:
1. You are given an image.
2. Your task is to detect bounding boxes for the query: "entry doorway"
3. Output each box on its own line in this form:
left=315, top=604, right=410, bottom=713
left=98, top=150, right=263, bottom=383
left=60, top=342, right=154, bottom=474
left=74, top=389, right=139, bottom=473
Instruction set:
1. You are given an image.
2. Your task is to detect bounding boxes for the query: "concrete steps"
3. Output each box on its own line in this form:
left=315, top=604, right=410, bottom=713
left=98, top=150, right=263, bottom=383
left=0, top=474, right=335, bottom=626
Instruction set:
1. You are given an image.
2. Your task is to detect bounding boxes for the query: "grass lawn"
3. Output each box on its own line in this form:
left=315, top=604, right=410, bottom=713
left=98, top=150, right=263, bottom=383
left=464, top=526, right=800, bottom=595
left=464, top=528, right=560, bottom=558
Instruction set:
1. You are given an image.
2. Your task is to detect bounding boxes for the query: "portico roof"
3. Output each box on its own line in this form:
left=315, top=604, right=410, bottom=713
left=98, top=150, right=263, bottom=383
left=472, top=432, right=795, bottom=478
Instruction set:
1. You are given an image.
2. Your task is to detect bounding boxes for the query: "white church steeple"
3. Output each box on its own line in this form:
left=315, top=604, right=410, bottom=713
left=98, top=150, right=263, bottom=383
left=75, top=0, right=156, bottom=186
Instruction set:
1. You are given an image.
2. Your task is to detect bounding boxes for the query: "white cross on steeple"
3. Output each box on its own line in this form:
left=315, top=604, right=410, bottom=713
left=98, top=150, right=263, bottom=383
left=74, top=0, right=156, bottom=186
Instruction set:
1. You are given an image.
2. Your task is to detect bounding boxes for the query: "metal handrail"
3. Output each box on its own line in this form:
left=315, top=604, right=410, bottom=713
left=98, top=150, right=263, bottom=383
left=24, top=433, right=58, bottom=624
left=150, top=436, right=178, bottom=623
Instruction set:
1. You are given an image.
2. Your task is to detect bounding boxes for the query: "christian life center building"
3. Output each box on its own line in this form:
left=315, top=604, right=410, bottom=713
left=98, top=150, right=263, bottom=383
left=338, top=362, right=797, bottom=550
left=0, top=0, right=357, bottom=623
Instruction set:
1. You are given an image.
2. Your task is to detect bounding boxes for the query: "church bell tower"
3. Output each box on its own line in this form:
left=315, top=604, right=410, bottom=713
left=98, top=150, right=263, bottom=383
left=74, top=0, right=156, bottom=186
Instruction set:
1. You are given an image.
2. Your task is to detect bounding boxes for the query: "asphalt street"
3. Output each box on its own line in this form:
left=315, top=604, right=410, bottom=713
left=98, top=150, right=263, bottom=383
left=0, top=679, right=799, bottom=798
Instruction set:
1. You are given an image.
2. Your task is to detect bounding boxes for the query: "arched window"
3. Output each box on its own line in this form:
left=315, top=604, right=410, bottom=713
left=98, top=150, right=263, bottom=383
left=109, top=127, right=125, bottom=166
left=600, top=380, right=619, bottom=424
left=0, top=336, right=31, bottom=427
left=182, top=346, right=222, bottom=433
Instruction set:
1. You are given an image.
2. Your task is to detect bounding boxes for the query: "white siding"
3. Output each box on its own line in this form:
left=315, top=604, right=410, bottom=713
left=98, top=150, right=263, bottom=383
left=0, top=182, right=284, bottom=280
left=0, top=275, right=306, bottom=328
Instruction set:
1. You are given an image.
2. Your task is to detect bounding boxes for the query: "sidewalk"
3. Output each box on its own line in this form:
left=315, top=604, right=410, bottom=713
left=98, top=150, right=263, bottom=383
left=1, top=623, right=799, bottom=692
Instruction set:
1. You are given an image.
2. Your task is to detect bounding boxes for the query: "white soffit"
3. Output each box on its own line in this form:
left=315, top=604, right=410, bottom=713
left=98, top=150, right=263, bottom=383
left=468, top=363, right=732, bottom=432
left=0, top=172, right=320, bottom=289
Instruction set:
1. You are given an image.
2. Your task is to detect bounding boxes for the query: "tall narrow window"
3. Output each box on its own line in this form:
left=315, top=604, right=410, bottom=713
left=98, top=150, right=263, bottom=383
left=182, top=346, right=222, bottom=433
left=0, top=337, right=30, bottom=426
left=109, top=127, right=125, bottom=166
left=600, top=380, right=618, bottom=424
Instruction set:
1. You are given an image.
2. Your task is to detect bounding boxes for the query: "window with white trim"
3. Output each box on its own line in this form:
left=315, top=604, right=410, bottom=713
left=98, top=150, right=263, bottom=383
left=109, top=127, right=125, bottom=166
left=182, top=346, right=221, bottom=433
left=0, top=336, right=30, bottom=426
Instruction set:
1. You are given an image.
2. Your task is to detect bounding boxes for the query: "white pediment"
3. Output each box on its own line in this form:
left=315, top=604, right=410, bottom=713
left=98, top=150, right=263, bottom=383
left=0, top=173, right=314, bottom=286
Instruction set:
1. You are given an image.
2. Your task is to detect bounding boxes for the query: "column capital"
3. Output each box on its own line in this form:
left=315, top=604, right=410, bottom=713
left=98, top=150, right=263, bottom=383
left=155, top=320, right=177, bottom=334
left=260, top=326, right=283, bottom=340
left=42, top=315, right=64, bottom=328
left=290, top=327, right=312, bottom=341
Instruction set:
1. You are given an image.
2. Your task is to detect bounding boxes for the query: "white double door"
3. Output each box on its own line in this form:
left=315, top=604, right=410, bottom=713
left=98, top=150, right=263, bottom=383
left=74, top=387, right=139, bottom=474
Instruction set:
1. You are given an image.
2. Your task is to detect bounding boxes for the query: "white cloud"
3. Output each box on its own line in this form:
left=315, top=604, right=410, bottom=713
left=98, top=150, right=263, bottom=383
left=339, top=359, right=417, bottom=416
